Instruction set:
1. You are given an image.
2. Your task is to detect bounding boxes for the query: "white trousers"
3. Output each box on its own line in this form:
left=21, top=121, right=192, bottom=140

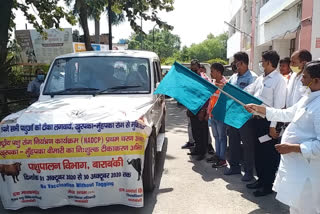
left=289, top=179, right=318, bottom=214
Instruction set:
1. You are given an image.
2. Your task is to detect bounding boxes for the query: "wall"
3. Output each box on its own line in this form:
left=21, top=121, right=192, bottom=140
left=299, top=0, right=313, bottom=50
left=257, top=4, right=300, bottom=46
left=259, top=0, right=300, bottom=24
left=229, top=0, right=243, bottom=22
left=227, top=32, right=241, bottom=58
left=273, top=39, right=291, bottom=59
left=241, top=0, right=253, bottom=51
left=252, top=45, right=269, bottom=75
left=310, top=0, right=320, bottom=59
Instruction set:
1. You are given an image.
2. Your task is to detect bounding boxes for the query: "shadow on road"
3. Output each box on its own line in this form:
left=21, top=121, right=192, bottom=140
left=1, top=139, right=171, bottom=214
left=224, top=175, right=288, bottom=214
left=190, top=157, right=288, bottom=213
left=190, top=158, right=223, bottom=182
left=168, top=98, right=289, bottom=213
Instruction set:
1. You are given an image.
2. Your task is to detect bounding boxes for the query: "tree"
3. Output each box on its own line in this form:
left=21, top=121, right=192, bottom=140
left=0, top=0, right=75, bottom=114
left=179, top=46, right=190, bottom=62
left=66, top=0, right=174, bottom=50
left=161, top=33, right=228, bottom=65
left=128, top=29, right=181, bottom=59
left=114, top=0, right=174, bottom=33
left=87, top=0, right=125, bottom=45
left=106, top=1, right=126, bottom=49
left=66, top=0, right=105, bottom=50
left=187, top=32, right=228, bottom=62
left=1, top=0, right=75, bottom=73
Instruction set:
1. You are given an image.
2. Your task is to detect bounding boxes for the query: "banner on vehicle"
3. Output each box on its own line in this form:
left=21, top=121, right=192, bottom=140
left=0, top=121, right=150, bottom=210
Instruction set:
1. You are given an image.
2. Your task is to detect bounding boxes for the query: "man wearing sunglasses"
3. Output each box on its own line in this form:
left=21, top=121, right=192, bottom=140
left=224, top=52, right=257, bottom=182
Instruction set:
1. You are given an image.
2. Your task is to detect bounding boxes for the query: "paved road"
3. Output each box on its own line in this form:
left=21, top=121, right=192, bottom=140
left=0, top=99, right=289, bottom=214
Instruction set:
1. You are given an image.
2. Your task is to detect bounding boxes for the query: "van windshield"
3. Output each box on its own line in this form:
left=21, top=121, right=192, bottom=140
left=43, top=56, right=151, bottom=95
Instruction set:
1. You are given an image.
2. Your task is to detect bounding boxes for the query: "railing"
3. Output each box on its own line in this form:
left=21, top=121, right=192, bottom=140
left=0, top=87, right=31, bottom=120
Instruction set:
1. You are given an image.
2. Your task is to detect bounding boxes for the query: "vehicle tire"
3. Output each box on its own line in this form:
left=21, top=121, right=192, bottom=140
left=159, top=113, right=166, bottom=133
left=143, top=132, right=156, bottom=192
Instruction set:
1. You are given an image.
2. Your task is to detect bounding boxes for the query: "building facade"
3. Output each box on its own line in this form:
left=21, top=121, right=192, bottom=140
left=227, top=0, right=320, bottom=74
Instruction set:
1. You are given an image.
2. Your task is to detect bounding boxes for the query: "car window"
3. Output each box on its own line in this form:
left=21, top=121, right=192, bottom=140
left=43, top=56, right=151, bottom=95
left=153, top=62, right=158, bottom=87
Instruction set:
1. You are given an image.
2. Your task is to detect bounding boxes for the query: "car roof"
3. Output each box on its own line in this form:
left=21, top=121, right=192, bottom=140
left=161, top=65, right=172, bottom=69
left=55, top=50, right=159, bottom=60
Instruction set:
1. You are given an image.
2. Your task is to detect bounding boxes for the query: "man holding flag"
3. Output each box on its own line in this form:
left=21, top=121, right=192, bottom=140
left=181, top=60, right=200, bottom=150
left=244, top=50, right=287, bottom=197
left=223, top=52, right=257, bottom=181
left=186, top=60, right=210, bottom=160
left=244, top=60, right=320, bottom=213
left=155, top=59, right=262, bottom=162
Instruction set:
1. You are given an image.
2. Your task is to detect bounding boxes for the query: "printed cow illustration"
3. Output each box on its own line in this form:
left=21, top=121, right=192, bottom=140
left=127, top=158, right=142, bottom=181
left=0, top=163, right=22, bottom=183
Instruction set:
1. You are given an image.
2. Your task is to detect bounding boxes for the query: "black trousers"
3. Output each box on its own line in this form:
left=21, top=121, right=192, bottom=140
left=190, top=115, right=208, bottom=156
left=253, top=118, right=280, bottom=190
left=227, top=119, right=256, bottom=173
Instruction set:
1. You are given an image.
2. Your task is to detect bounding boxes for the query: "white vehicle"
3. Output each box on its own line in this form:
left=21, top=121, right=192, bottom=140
left=0, top=50, right=166, bottom=209
left=161, top=65, right=172, bottom=76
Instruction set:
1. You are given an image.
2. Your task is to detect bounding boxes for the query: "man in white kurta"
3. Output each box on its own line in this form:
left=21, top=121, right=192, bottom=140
left=286, top=50, right=312, bottom=108
left=245, top=60, right=320, bottom=214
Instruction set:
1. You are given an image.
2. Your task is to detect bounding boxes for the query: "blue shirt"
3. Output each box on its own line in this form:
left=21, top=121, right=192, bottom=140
left=228, top=70, right=257, bottom=89
left=27, top=78, right=42, bottom=96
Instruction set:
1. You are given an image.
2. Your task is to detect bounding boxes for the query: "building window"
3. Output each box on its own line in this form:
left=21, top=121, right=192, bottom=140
left=261, top=0, right=269, bottom=6
left=297, top=3, right=302, bottom=20
left=290, top=39, right=296, bottom=56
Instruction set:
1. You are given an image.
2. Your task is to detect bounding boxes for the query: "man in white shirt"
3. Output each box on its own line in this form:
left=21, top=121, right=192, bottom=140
left=286, top=49, right=312, bottom=108
left=244, top=60, right=320, bottom=214
left=244, top=50, right=287, bottom=197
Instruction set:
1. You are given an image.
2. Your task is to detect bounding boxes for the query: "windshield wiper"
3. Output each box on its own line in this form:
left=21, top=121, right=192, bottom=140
left=95, top=85, right=141, bottom=96
left=49, top=87, right=100, bottom=98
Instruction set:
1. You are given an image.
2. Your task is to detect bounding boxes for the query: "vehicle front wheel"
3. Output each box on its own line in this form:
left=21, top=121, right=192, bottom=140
left=143, top=132, right=156, bottom=192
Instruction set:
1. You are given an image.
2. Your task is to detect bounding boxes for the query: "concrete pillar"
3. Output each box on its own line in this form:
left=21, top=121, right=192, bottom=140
left=299, top=0, right=313, bottom=50
left=250, top=0, right=256, bottom=70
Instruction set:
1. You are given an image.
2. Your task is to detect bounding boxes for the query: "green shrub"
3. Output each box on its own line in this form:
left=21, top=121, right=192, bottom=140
left=8, top=64, right=50, bottom=87
left=206, top=58, right=228, bottom=65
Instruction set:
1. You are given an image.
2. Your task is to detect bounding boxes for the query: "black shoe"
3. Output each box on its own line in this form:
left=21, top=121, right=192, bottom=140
left=246, top=181, right=263, bottom=189
left=253, top=189, right=273, bottom=197
left=224, top=167, right=241, bottom=175
left=187, top=152, right=200, bottom=156
left=212, top=160, right=227, bottom=168
left=206, top=155, right=219, bottom=163
left=208, top=149, right=215, bottom=155
left=181, top=142, right=195, bottom=149
left=195, top=155, right=205, bottom=161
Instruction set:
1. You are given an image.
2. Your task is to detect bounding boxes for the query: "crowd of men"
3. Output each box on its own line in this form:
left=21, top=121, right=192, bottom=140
left=181, top=50, right=320, bottom=213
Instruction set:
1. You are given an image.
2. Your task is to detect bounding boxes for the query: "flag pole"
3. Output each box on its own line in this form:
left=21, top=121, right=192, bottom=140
left=216, top=87, right=266, bottom=118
